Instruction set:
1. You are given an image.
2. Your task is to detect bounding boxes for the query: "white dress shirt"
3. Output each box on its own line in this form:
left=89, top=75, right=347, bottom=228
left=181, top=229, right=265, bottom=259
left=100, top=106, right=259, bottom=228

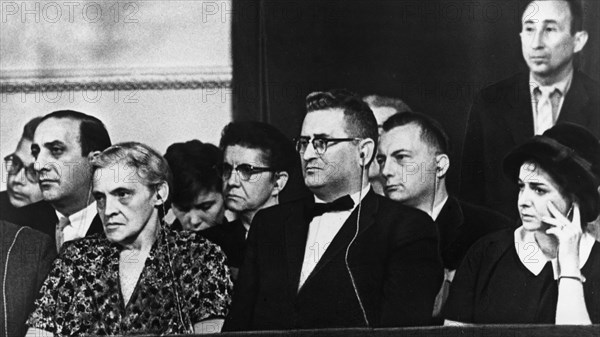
left=298, top=185, right=370, bottom=290
left=55, top=201, right=98, bottom=244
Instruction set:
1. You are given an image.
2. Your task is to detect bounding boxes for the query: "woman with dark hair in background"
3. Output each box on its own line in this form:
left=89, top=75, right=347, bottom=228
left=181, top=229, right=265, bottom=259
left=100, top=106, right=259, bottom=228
left=444, top=123, right=600, bottom=325
left=164, top=140, right=225, bottom=232
left=26, top=142, right=232, bottom=335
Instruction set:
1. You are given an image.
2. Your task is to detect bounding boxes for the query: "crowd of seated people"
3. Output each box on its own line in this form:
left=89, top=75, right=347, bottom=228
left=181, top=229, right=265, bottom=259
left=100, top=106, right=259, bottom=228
left=1, top=0, right=600, bottom=336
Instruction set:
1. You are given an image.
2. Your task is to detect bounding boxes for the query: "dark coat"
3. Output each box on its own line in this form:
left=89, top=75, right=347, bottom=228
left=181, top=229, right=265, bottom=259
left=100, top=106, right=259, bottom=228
left=223, top=190, right=443, bottom=330
left=459, top=71, right=600, bottom=220
left=0, top=221, right=56, bottom=337
left=436, top=196, right=514, bottom=271
left=3, top=200, right=104, bottom=246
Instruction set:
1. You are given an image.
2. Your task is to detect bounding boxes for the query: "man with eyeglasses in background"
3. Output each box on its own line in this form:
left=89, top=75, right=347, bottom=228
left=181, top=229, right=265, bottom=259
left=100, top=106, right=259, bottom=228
left=1, top=117, right=44, bottom=223
left=224, top=89, right=442, bottom=331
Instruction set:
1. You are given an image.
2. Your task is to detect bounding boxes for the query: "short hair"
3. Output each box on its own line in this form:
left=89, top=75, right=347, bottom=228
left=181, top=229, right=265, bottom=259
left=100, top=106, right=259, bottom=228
left=91, top=142, right=172, bottom=193
left=305, top=89, right=378, bottom=149
left=164, top=140, right=223, bottom=210
left=219, top=121, right=296, bottom=172
left=362, top=94, right=412, bottom=115
left=521, top=0, right=584, bottom=34
left=382, top=112, right=451, bottom=156
left=39, top=110, right=111, bottom=156
left=21, top=117, right=43, bottom=141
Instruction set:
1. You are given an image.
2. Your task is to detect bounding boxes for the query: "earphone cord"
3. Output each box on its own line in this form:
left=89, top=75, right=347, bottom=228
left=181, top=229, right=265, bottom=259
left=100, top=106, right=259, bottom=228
left=344, top=162, right=370, bottom=327
left=160, top=201, right=194, bottom=333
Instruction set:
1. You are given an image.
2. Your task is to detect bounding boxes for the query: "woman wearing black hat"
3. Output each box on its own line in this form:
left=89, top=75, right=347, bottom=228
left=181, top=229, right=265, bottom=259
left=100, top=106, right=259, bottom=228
left=444, top=123, right=600, bottom=325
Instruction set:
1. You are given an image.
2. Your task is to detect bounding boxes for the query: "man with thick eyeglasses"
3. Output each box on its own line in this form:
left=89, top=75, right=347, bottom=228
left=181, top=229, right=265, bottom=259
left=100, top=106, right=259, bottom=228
left=224, top=89, right=443, bottom=331
left=1, top=117, right=44, bottom=222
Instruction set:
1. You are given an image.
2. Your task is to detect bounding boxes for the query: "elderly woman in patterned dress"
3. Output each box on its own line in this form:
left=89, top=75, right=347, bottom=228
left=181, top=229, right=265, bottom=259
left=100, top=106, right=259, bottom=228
left=26, top=142, right=232, bottom=336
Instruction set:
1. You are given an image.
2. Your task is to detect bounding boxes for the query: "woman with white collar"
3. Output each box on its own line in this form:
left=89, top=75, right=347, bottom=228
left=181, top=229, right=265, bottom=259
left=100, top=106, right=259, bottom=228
left=444, top=122, right=600, bottom=325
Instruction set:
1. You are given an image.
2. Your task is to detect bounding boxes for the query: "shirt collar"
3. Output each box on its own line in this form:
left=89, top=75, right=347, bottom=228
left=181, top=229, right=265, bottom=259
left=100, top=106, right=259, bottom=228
left=314, top=184, right=371, bottom=210
left=529, top=70, right=573, bottom=97
left=431, top=195, right=449, bottom=221
left=55, top=201, right=97, bottom=231
left=514, top=226, right=595, bottom=278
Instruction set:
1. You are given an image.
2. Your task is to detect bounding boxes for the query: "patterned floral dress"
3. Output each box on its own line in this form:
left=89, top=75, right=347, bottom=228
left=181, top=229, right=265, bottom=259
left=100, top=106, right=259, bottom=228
left=27, top=227, right=232, bottom=335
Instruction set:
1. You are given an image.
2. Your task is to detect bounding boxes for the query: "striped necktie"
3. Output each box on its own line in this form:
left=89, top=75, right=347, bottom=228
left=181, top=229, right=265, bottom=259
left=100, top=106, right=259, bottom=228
left=55, top=216, right=70, bottom=252
left=534, top=86, right=561, bottom=135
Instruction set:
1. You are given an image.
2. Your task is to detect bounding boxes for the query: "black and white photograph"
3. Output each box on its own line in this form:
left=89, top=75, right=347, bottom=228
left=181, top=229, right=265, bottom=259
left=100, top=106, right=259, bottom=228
left=1, top=0, right=599, bottom=336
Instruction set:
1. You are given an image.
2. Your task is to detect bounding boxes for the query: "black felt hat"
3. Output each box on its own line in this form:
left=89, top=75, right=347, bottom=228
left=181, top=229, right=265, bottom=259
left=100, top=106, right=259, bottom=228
left=503, top=123, right=600, bottom=222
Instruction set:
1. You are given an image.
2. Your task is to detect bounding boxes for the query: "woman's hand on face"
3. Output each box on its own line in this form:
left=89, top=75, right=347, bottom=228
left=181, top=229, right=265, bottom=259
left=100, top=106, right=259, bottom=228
left=544, top=201, right=582, bottom=274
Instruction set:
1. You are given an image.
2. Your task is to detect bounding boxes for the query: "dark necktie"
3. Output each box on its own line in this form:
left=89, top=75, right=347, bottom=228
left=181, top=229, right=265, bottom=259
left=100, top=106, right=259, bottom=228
left=312, top=195, right=355, bottom=217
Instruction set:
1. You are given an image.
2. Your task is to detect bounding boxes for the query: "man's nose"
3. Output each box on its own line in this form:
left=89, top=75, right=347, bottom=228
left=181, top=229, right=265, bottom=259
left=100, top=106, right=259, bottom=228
left=530, top=29, right=545, bottom=49
left=380, top=158, right=394, bottom=178
left=302, top=142, right=318, bottom=162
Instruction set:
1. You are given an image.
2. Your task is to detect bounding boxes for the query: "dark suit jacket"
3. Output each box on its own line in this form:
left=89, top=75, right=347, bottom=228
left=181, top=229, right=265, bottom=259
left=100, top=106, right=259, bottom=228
left=1, top=221, right=56, bottom=337
left=460, top=71, right=600, bottom=220
left=436, top=196, right=513, bottom=271
left=223, top=190, right=443, bottom=331
left=4, top=200, right=104, bottom=246
left=201, top=218, right=247, bottom=269
left=0, top=191, right=18, bottom=223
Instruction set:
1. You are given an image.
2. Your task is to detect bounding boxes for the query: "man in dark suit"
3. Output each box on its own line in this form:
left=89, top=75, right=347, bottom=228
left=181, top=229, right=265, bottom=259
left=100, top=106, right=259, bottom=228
left=460, top=0, right=600, bottom=220
left=1, top=221, right=55, bottom=337
left=224, top=89, right=443, bottom=331
left=12, top=110, right=111, bottom=251
left=377, top=112, right=512, bottom=319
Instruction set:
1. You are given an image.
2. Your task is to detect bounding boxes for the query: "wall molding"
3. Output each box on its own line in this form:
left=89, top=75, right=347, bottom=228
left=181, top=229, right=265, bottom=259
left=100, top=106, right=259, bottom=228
left=0, top=66, right=232, bottom=93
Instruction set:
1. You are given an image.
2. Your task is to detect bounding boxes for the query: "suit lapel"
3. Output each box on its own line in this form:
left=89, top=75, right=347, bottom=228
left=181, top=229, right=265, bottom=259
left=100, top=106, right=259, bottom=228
left=285, top=200, right=311, bottom=298
left=504, top=74, right=534, bottom=146
left=299, top=190, right=378, bottom=293
left=87, top=214, right=105, bottom=236
left=558, top=72, right=590, bottom=126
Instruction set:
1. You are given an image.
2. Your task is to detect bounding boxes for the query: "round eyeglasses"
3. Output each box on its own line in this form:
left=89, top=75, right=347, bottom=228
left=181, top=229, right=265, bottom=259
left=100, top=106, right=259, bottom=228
left=219, top=163, right=275, bottom=181
left=294, top=137, right=362, bottom=156
left=4, top=154, right=39, bottom=183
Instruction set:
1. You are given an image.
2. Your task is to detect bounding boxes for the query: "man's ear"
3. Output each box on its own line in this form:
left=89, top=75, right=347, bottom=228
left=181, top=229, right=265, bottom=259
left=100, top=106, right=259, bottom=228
left=271, top=171, right=289, bottom=197
left=154, top=182, right=169, bottom=206
left=436, top=154, right=450, bottom=178
left=358, top=138, right=376, bottom=167
left=573, top=30, right=588, bottom=53
left=87, top=150, right=101, bottom=163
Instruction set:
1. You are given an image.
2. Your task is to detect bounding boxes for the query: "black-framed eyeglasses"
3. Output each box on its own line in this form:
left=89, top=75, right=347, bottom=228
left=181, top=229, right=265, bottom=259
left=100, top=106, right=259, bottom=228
left=3, top=154, right=38, bottom=182
left=294, top=137, right=362, bottom=155
left=219, top=163, right=275, bottom=181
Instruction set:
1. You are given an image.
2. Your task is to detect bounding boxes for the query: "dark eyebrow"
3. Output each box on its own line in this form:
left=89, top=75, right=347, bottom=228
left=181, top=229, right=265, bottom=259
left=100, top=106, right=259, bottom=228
left=528, top=182, right=548, bottom=188
left=194, top=200, right=216, bottom=208
left=43, top=140, right=66, bottom=148
left=110, top=187, right=134, bottom=195
left=313, top=133, right=331, bottom=138
left=390, top=149, right=411, bottom=157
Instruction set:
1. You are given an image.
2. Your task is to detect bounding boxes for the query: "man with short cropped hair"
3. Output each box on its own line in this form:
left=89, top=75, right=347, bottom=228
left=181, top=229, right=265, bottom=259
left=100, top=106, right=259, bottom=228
left=224, top=89, right=442, bottom=331
left=13, top=110, right=111, bottom=251
left=378, top=112, right=511, bottom=318
left=460, top=0, right=600, bottom=219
